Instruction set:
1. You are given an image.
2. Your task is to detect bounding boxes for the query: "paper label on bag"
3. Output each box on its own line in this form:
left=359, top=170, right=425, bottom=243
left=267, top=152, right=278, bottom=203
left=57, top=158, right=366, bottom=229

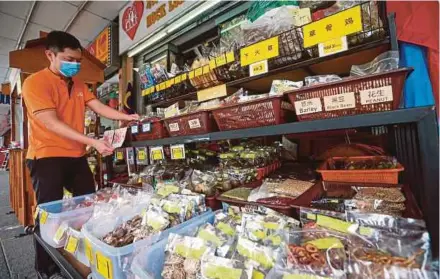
left=65, top=235, right=79, bottom=254
left=40, top=210, right=48, bottom=225
left=294, top=98, right=322, bottom=115
left=54, top=225, right=67, bottom=242
left=171, top=144, right=185, bottom=160
left=169, top=122, right=180, bottom=132
left=359, top=85, right=393, bottom=105
left=150, top=146, right=164, bottom=161
left=96, top=251, right=113, bottom=279
left=188, top=118, right=201, bottom=129
left=323, top=92, right=356, bottom=111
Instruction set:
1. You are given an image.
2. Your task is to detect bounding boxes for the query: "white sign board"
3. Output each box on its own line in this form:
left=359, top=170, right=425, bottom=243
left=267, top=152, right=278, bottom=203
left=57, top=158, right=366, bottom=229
left=119, top=0, right=197, bottom=54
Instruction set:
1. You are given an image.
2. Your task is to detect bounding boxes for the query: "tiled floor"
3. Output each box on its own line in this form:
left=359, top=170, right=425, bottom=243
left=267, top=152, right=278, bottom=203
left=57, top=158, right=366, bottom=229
left=0, top=171, right=37, bottom=279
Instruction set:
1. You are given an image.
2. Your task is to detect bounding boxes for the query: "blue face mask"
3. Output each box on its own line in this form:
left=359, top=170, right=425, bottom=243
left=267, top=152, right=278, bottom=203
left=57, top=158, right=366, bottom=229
left=59, top=61, right=81, bottom=77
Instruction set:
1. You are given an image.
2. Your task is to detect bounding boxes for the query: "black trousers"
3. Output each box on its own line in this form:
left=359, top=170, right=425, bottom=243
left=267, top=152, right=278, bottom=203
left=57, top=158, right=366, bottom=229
left=26, top=156, right=95, bottom=275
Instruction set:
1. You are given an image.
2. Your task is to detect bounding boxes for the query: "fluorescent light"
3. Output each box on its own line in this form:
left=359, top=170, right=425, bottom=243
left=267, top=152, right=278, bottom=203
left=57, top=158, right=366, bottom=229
left=128, top=31, right=167, bottom=57
left=167, top=0, right=222, bottom=33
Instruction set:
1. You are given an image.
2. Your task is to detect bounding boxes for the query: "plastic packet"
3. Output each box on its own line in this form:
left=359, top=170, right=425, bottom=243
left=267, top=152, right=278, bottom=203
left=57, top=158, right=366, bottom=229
left=198, top=99, right=222, bottom=111
left=305, top=74, right=342, bottom=86
left=353, top=186, right=406, bottom=203
left=311, top=198, right=346, bottom=212
left=347, top=211, right=426, bottom=233
left=197, top=223, right=235, bottom=258
left=201, top=255, right=253, bottom=279
left=142, top=205, right=171, bottom=233
left=63, top=227, right=84, bottom=259
left=162, top=233, right=215, bottom=279
left=270, top=178, right=315, bottom=198
left=300, top=207, right=352, bottom=232
left=248, top=182, right=276, bottom=202
left=226, top=168, right=258, bottom=187
left=160, top=198, right=190, bottom=226
left=219, top=14, right=247, bottom=52
left=191, top=169, right=217, bottom=197
left=214, top=210, right=242, bottom=238
left=221, top=187, right=253, bottom=201
left=280, top=229, right=347, bottom=278
left=267, top=265, right=334, bottom=279
left=350, top=51, right=400, bottom=76
left=52, top=221, right=71, bottom=246
left=241, top=213, right=287, bottom=248
left=156, top=181, right=184, bottom=198
left=344, top=199, right=405, bottom=215
left=172, top=191, right=207, bottom=216
left=269, top=80, right=304, bottom=96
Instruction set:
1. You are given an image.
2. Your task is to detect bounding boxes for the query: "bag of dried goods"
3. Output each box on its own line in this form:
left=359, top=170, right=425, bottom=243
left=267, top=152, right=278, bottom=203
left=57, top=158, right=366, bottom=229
left=201, top=255, right=253, bottom=279
left=221, top=187, right=253, bottom=201
left=241, top=213, right=287, bottom=248
left=197, top=223, right=235, bottom=258
left=270, top=179, right=315, bottom=198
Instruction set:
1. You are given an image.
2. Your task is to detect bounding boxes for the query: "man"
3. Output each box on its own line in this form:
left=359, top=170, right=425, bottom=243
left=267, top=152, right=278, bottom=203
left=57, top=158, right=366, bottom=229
left=22, top=31, right=139, bottom=277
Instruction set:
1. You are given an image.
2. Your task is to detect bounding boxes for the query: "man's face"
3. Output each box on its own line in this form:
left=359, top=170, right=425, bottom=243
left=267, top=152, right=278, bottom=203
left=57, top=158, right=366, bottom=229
left=45, top=47, right=82, bottom=73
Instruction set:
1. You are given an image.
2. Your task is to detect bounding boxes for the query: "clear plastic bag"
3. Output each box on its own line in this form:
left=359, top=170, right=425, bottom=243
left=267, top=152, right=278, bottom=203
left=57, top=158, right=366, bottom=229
left=241, top=213, right=287, bottom=248
left=269, top=80, right=304, bottom=96
left=267, top=265, right=334, bottom=279
left=350, top=51, right=400, bottom=76
left=352, top=186, right=406, bottom=203
left=201, top=255, right=253, bottom=279
left=191, top=169, right=217, bottom=197
left=214, top=210, right=241, bottom=238
left=305, top=75, right=342, bottom=86
left=344, top=199, right=405, bottom=215
left=197, top=223, right=235, bottom=258
left=248, top=182, right=277, bottom=202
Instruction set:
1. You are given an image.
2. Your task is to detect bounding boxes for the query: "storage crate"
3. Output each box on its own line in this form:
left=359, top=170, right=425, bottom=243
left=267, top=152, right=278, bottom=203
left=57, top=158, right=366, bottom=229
left=38, top=194, right=94, bottom=248
left=131, top=119, right=167, bottom=141
left=83, top=210, right=213, bottom=279
left=287, top=68, right=411, bottom=121
left=317, top=156, right=404, bottom=184
left=164, top=110, right=215, bottom=137
left=131, top=211, right=216, bottom=279
left=212, top=96, right=294, bottom=131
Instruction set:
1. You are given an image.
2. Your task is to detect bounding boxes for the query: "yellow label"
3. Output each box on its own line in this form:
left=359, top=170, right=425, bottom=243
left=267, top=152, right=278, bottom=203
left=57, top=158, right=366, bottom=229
left=174, top=75, right=181, bottom=84
left=253, top=270, right=265, bottom=279
left=85, top=239, right=94, bottom=265
left=316, top=215, right=354, bottom=233
left=151, top=148, right=164, bottom=160
left=249, top=60, right=268, bottom=76
left=65, top=235, right=79, bottom=254
left=138, top=150, right=146, bottom=160
left=96, top=251, right=113, bottom=279
left=283, top=274, right=330, bottom=279
left=166, top=79, right=174, bottom=88
left=306, top=237, right=344, bottom=249
left=202, top=65, right=210, bottom=74
left=171, top=145, right=185, bottom=160
left=116, top=151, right=123, bottom=160
left=141, top=89, right=147, bottom=96
left=181, top=73, right=187, bottom=81
left=303, top=5, right=362, bottom=48
left=33, top=207, right=39, bottom=220
left=215, top=54, right=227, bottom=67
left=194, top=67, right=203, bottom=77
left=240, top=36, right=279, bottom=66
left=155, top=84, right=160, bottom=92
left=197, top=84, right=227, bottom=102
left=359, top=226, right=374, bottom=237
left=159, top=82, right=166, bottom=91
left=322, top=37, right=345, bottom=55
left=40, top=210, right=48, bottom=225
left=306, top=213, right=316, bottom=220
left=226, top=51, right=235, bottom=63
left=54, top=226, right=66, bottom=242
left=209, top=59, right=217, bottom=69
left=189, top=70, right=195, bottom=79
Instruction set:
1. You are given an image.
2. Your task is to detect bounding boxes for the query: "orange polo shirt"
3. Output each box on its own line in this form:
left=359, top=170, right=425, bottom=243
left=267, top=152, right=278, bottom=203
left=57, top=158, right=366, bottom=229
left=22, top=68, right=96, bottom=159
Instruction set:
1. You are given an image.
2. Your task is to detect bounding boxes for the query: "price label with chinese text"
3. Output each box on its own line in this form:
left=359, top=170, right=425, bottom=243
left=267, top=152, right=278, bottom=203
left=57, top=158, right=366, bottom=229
left=318, top=36, right=348, bottom=57
left=130, top=125, right=139, bottom=134
left=137, top=149, right=146, bottom=160
left=188, top=118, right=201, bottom=129
left=323, top=92, right=355, bottom=111
left=142, top=123, right=151, bottom=133
left=174, top=75, right=181, bottom=84
left=96, top=251, right=113, bottom=279
left=150, top=146, right=164, bottom=161
left=360, top=85, right=393, bottom=105
left=303, top=5, right=362, bottom=48
left=166, top=79, right=174, bottom=88
left=159, top=82, right=166, bottom=91
left=294, top=98, right=323, bottom=115
left=202, top=65, right=210, bottom=74
left=249, top=60, right=268, bottom=77
left=168, top=122, right=180, bottom=132
left=209, top=59, right=217, bottom=69
left=226, top=51, right=235, bottom=63
left=85, top=239, right=93, bottom=265
left=171, top=144, right=185, bottom=160
left=240, top=36, right=279, bottom=66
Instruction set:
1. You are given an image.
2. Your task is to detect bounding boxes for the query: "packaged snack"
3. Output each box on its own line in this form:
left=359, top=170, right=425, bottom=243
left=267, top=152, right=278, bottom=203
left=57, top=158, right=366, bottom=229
left=241, top=213, right=287, bottom=248
left=305, top=74, right=342, bottom=86
left=197, top=223, right=235, bottom=257
left=350, top=51, right=399, bottom=77
left=160, top=198, right=190, bottom=226
left=201, top=255, right=253, bottom=279
left=191, top=170, right=217, bottom=197
left=156, top=181, right=183, bottom=198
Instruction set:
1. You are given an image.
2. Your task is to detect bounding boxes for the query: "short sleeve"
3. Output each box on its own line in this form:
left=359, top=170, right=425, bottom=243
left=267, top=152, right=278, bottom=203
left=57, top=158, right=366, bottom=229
left=83, top=84, right=96, bottom=103
left=22, top=77, right=56, bottom=115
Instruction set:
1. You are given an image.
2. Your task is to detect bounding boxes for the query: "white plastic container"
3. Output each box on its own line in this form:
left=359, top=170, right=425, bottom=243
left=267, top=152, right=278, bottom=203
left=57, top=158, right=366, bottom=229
left=131, top=211, right=215, bottom=279
left=38, top=194, right=94, bottom=248
left=83, top=210, right=213, bottom=279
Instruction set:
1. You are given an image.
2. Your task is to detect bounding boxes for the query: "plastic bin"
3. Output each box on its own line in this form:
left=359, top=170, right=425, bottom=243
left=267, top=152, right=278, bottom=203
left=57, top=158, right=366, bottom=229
left=38, top=194, right=94, bottom=248
left=83, top=210, right=213, bottom=279
left=163, top=110, right=215, bottom=137
left=131, top=211, right=216, bottom=279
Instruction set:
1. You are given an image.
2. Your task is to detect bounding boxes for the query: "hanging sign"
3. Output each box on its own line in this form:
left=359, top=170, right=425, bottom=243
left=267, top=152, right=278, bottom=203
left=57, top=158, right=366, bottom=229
left=170, top=144, right=185, bottom=160
left=119, top=1, right=198, bottom=54
left=303, top=5, right=362, bottom=48
left=87, top=26, right=111, bottom=66
left=240, top=36, right=279, bottom=66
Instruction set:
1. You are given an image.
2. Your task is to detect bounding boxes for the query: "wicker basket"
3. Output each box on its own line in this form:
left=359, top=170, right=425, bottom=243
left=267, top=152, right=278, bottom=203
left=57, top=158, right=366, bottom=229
left=212, top=96, right=294, bottom=131
left=287, top=68, right=411, bottom=121
left=163, top=110, right=215, bottom=137
left=317, top=156, right=404, bottom=184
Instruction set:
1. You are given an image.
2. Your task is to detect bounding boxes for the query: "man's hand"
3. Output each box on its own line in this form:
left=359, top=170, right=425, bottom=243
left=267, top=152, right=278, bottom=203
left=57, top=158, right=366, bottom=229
left=123, top=114, right=140, bottom=122
left=92, top=139, right=114, bottom=156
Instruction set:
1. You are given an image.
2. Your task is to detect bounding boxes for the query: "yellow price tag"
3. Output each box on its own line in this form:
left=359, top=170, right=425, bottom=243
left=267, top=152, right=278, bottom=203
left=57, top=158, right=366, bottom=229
left=197, top=84, right=227, bottom=102
left=181, top=73, right=187, bottom=80
left=174, top=75, right=181, bottom=84
left=159, top=82, right=166, bottom=91
left=141, top=89, right=147, bottom=96
left=40, top=210, right=48, bottom=225
left=202, top=65, right=210, bottom=74
left=215, top=54, right=227, bottom=67
left=166, top=79, right=174, bottom=88
left=226, top=51, right=235, bottom=63
left=194, top=67, right=203, bottom=77
left=65, top=235, right=79, bottom=254
left=116, top=151, right=123, bottom=160
left=249, top=60, right=268, bottom=77
left=151, top=147, right=164, bottom=161
left=85, top=239, right=94, bottom=265
left=189, top=70, right=195, bottom=79
left=138, top=150, right=146, bottom=160
left=319, top=36, right=348, bottom=57
left=171, top=144, right=185, bottom=160
left=240, top=36, right=279, bottom=66
left=316, top=215, right=354, bottom=233
left=54, top=226, right=66, bottom=242
left=303, top=5, right=362, bottom=48
left=96, top=251, right=113, bottom=279
left=209, top=59, right=216, bottom=70
left=155, top=84, right=160, bottom=92
left=33, top=206, right=39, bottom=220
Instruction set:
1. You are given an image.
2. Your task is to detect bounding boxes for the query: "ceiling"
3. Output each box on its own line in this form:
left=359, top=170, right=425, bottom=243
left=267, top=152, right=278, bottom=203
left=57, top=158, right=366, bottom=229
left=0, top=0, right=128, bottom=84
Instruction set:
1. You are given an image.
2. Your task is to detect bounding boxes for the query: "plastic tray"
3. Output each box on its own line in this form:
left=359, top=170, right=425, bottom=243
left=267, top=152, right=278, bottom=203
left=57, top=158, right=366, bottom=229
left=83, top=210, right=213, bottom=279
left=212, top=96, right=294, bottom=131
left=286, top=68, right=411, bottom=121
left=164, top=110, right=216, bottom=137
left=131, top=210, right=215, bottom=279
left=38, top=194, right=94, bottom=248
left=317, top=156, right=404, bottom=184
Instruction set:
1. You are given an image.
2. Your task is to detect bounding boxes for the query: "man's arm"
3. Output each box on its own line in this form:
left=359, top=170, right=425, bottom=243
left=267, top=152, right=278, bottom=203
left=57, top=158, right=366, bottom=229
left=35, top=110, right=114, bottom=156
left=86, top=99, right=139, bottom=121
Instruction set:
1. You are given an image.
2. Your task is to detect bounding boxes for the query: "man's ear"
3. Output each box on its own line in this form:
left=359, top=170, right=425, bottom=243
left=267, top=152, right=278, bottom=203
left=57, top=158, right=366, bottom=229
left=45, top=50, right=54, bottom=63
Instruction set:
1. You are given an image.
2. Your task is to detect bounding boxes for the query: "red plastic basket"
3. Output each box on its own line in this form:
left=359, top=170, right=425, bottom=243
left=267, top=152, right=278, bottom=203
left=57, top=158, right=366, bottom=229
left=212, top=96, right=293, bottom=131
left=131, top=119, right=167, bottom=141
left=286, top=68, right=412, bottom=121
left=163, top=110, right=216, bottom=137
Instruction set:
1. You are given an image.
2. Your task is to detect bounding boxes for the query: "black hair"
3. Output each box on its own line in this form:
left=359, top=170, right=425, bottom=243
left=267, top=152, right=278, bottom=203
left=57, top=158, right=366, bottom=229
left=45, top=31, right=82, bottom=53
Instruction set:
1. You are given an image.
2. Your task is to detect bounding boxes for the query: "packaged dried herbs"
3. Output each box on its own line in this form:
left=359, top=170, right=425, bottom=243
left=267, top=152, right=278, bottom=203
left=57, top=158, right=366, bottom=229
left=201, top=256, right=253, bottom=279
left=269, top=179, right=315, bottom=198
left=353, top=187, right=406, bottom=203
left=191, top=170, right=217, bottom=197
left=197, top=223, right=235, bottom=258
left=221, top=187, right=252, bottom=201
left=241, top=213, right=287, bottom=248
